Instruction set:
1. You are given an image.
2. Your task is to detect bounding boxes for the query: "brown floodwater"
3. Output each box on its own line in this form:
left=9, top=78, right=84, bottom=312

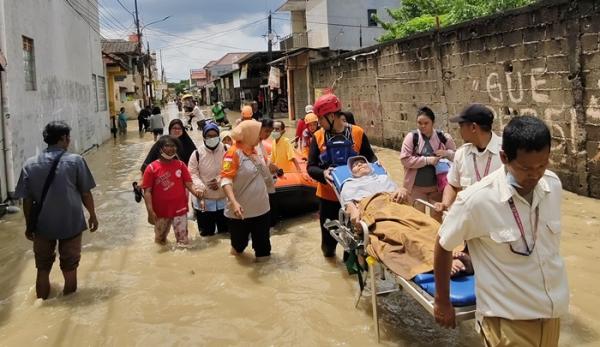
left=0, top=103, right=598, bottom=346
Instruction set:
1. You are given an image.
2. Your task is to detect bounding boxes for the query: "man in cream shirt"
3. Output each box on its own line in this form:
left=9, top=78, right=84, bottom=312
left=433, top=116, right=568, bottom=347
left=435, top=104, right=503, bottom=212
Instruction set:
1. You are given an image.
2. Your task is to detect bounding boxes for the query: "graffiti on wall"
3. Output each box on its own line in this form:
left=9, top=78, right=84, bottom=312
left=474, top=68, right=600, bottom=164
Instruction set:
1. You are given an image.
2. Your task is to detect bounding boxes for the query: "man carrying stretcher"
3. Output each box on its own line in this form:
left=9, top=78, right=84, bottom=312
left=339, top=156, right=472, bottom=279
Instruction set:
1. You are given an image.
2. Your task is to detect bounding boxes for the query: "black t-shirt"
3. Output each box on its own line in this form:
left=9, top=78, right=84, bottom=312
left=252, top=111, right=263, bottom=120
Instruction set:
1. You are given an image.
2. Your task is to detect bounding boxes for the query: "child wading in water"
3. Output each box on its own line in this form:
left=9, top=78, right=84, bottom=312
left=142, top=135, right=203, bottom=246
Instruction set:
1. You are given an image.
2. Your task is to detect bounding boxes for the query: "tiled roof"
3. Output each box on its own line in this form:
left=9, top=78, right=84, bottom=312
left=101, top=39, right=137, bottom=54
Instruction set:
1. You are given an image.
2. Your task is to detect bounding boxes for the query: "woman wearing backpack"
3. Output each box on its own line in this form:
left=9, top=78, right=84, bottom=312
left=400, top=107, right=456, bottom=212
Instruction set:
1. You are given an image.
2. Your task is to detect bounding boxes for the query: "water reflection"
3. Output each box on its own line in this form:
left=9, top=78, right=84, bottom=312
left=0, top=103, right=597, bottom=346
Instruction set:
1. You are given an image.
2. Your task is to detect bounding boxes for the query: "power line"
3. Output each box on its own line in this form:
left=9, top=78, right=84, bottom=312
left=98, top=1, right=131, bottom=31
left=64, top=0, right=103, bottom=36
left=115, top=0, right=135, bottom=17
left=153, top=17, right=268, bottom=50
left=271, top=15, right=366, bottom=28
left=146, top=28, right=256, bottom=51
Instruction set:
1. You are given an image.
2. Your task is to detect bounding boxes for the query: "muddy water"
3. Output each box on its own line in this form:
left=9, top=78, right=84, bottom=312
left=0, top=103, right=598, bottom=346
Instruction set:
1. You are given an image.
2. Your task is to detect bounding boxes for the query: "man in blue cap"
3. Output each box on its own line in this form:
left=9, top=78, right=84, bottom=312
left=187, top=122, right=229, bottom=236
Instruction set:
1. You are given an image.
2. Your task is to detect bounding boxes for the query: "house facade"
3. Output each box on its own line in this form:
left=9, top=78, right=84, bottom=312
left=276, top=0, right=395, bottom=119
left=0, top=0, right=110, bottom=201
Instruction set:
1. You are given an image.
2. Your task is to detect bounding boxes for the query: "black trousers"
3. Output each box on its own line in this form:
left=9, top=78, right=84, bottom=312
left=268, top=193, right=281, bottom=227
left=228, top=212, right=271, bottom=257
left=195, top=209, right=228, bottom=236
left=319, top=198, right=341, bottom=257
left=138, top=118, right=146, bottom=132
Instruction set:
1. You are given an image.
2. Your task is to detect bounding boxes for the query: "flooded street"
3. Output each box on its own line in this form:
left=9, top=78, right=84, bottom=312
left=0, top=103, right=599, bottom=346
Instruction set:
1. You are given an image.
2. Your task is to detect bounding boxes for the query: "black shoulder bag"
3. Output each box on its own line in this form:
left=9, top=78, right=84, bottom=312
left=26, top=151, right=65, bottom=233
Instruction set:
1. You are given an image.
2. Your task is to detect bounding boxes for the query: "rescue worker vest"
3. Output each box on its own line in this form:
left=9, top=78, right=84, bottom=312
left=314, top=125, right=364, bottom=201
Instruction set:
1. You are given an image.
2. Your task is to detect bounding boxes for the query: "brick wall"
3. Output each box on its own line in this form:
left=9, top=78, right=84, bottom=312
left=310, top=0, right=600, bottom=198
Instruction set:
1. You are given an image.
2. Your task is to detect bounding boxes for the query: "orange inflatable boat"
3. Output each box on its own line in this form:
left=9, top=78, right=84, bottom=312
left=262, top=139, right=319, bottom=217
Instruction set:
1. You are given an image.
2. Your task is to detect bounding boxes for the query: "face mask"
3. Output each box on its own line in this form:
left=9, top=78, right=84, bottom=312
left=204, top=137, right=220, bottom=149
left=160, top=150, right=177, bottom=160
left=506, top=171, right=523, bottom=189
left=271, top=131, right=282, bottom=140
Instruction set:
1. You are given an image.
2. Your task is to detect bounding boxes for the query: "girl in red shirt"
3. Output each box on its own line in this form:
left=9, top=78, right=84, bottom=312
left=142, top=135, right=203, bottom=246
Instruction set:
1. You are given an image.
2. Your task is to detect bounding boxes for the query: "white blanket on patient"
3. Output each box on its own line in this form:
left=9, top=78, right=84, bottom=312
left=340, top=174, right=398, bottom=206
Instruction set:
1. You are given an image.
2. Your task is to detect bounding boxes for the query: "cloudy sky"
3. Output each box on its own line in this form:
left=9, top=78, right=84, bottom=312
left=99, top=0, right=290, bottom=82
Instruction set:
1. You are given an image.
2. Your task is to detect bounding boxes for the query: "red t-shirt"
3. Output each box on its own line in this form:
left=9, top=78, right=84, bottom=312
left=142, top=159, right=192, bottom=218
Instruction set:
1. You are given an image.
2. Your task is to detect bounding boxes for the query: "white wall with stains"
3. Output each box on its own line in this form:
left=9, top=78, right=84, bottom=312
left=0, top=0, right=110, bottom=197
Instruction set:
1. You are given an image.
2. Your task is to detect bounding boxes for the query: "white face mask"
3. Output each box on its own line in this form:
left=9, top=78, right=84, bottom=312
left=271, top=131, right=282, bottom=140
left=160, top=151, right=177, bottom=160
left=204, top=137, right=220, bottom=149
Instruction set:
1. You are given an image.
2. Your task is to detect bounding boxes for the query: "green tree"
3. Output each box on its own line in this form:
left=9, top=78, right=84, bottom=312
left=167, top=80, right=189, bottom=95
left=375, top=0, right=536, bottom=42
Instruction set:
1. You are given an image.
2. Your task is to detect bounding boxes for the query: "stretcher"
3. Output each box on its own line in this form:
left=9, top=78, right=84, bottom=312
left=324, top=162, right=476, bottom=342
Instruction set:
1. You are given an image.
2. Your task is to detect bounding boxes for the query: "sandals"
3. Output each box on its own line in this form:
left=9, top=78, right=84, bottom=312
left=132, top=182, right=143, bottom=203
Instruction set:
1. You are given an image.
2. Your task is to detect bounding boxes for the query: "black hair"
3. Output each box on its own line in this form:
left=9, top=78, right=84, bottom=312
left=152, top=106, right=161, bottom=115
left=340, top=111, right=356, bottom=125
left=261, top=118, right=274, bottom=129
left=273, top=120, right=285, bottom=130
left=156, top=135, right=181, bottom=152
left=478, top=123, right=492, bottom=132
left=120, top=107, right=125, bottom=112
left=417, top=106, right=435, bottom=122
left=43, top=121, right=71, bottom=145
left=502, top=116, right=551, bottom=162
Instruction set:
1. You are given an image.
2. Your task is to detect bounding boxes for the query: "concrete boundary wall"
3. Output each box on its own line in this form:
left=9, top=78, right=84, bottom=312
left=310, top=0, right=600, bottom=198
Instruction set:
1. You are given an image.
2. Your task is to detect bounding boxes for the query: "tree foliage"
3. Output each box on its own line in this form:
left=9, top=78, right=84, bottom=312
left=167, top=80, right=189, bottom=95
left=375, top=0, right=536, bottom=42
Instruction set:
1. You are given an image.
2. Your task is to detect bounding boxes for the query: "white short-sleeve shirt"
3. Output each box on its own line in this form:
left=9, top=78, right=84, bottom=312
left=447, top=132, right=503, bottom=189
left=439, top=168, right=569, bottom=321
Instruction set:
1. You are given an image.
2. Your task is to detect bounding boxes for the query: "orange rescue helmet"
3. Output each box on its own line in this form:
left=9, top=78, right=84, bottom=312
left=313, top=93, right=342, bottom=117
left=241, top=105, right=253, bottom=119
left=304, top=113, right=318, bottom=124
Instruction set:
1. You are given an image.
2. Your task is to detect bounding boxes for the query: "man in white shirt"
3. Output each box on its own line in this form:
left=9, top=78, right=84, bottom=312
left=434, top=104, right=503, bottom=212
left=433, top=116, right=568, bottom=347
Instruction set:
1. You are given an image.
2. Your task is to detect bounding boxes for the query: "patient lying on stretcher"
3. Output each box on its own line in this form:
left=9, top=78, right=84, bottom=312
left=339, top=156, right=472, bottom=280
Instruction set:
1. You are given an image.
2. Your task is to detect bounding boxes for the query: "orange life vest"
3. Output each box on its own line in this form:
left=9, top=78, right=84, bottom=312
left=313, top=125, right=364, bottom=201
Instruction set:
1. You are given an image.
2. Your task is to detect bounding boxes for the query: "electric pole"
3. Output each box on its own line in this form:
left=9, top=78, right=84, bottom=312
left=359, top=24, right=363, bottom=48
left=134, top=0, right=146, bottom=107
left=147, top=41, right=154, bottom=104
left=268, top=10, right=273, bottom=118
left=268, top=10, right=273, bottom=62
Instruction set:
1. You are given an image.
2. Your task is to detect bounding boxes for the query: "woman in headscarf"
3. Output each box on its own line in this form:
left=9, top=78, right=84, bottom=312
left=220, top=120, right=272, bottom=261
left=188, top=122, right=228, bottom=236
left=134, top=119, right=197, bottom=202
left=141, top=119, right=197, bottom=173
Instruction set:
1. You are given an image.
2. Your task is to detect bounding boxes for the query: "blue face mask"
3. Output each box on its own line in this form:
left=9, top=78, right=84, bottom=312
left=506, top=171, right=523, bottom=189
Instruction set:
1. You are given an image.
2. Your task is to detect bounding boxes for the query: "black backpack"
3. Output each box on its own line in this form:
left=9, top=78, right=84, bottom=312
left=412, top=130, right=447, bottom=155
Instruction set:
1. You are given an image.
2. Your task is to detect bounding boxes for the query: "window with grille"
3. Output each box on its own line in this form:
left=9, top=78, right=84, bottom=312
left=92, top=74, right=98, bottom=111
left=98, top=76, right=107, bottom=111
left=22, top=36, right=36, bottom=90
left=367, top=9, right=377, bottom=27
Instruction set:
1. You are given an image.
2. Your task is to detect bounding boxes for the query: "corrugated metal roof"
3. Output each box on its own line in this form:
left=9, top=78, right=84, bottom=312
left=101, top=39, right=137, bottom=54
left=214, top=52, right=248, bottom=66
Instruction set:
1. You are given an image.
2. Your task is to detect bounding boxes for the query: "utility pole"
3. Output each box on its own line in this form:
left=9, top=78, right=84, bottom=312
left=160, top=49, right=165, bottom=82
left=147, top=41, right=154, bottom=104
left=268, top=10, right=273, bottom=62
left=359, top=24, right=363, bottom=48
left=267, top=10, right=273, bottom=118
left=134, top=0, right=146, bottom=107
